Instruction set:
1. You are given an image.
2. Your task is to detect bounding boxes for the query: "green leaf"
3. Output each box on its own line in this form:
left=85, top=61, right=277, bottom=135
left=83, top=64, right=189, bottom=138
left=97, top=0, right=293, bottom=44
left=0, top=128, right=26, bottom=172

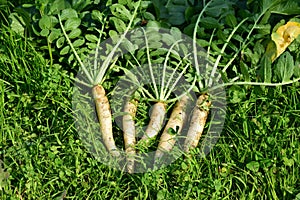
left=246, top=161, right=260, bottom=172
left=110, top=4, right=132, bottom=22
left=50, top=0, right=70, bottom=14
left=161, top=33, right=176, bottom=46
left=228, top=85, right=246, bottom=103
left=225, top=13, right=237, bottom=27
left=275, top=51, right=294, bottom=82
left=240, top=62, right=250, bottom=82
left=68, top=28, right=81, bottom=39
left=259, top=54, right=272, bottom=83
left=64, top=18, right=81, bottom=31
left=60, top=8, right=78, bottom=21
left=72, top=38, right=85, bottom=47
left=143, top=12, right=155, bottom=20
left=60, top=46, right=70, bottom=55
left=282, top=157, right=294, bottom=167
left=294, top=60, right=300, bottom=78
left=48, top=28, right=61, bottom=42
left=39, top=15, right=51, bottom=30
left=40, top=29, right=49, bottom=37
left=200, top=17, right=220, bottom=29
left=85, top=34, right=98, bottom=42
left=91, top=10, right=103, bottom=22
left=56, top=37, right=65, bottom=48
left=110, top=17, right=126, bottom=33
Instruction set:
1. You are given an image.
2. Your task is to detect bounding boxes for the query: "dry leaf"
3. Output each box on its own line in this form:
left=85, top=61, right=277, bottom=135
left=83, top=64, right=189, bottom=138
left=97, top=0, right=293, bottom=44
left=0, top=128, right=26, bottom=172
left=271, top=21, right=300, bottom=61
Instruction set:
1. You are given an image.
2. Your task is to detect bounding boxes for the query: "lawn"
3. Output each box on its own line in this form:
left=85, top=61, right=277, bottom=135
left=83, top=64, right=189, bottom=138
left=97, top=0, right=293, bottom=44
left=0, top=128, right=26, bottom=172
left=0, top=0, right=300, bottom=199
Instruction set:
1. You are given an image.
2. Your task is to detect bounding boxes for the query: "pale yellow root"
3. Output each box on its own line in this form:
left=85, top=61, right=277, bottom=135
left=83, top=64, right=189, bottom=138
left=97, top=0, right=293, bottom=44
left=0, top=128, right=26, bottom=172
left=155, top=95, right=190, bottom=160
left=123, top=99, right=137, bottom=173
left=138, top=102, right=166, bottom=147
left=92, top=85, right=120, bottom=157
left=183, top=94, right=211, bottom=153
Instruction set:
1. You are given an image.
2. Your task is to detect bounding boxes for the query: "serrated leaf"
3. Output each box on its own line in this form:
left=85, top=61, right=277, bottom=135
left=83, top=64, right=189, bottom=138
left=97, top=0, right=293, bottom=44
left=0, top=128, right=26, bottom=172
left=72, top=38, right=85, bottom=47
left=110, top=4, right=132, bottom=22
left=56, top=37, right=65, bottom=48
left=64, top=18, right=81, bottom=31
left=60, top=46, right=70, bottom=55
left=275, top=51, right=294, bottom=82
left=68, top=28, right=81, bottom=39
left=60, top=8, right=78, bottom=21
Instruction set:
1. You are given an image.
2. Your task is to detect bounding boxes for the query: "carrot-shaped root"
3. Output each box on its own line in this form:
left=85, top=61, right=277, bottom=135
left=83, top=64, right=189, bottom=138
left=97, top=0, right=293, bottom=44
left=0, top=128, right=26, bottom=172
left=138, top=102, right=166, bottom=147
left=183, top=94, right=211, bottom=153
left=92, top=85, right=121, bottom=157
left=123, top=99, right=138, bottom=173
left=154, top=95, right=190, bottom=160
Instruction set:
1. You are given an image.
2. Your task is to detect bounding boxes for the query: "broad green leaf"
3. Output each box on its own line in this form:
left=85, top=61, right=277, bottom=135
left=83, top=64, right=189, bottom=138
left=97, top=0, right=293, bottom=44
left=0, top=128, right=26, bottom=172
left=64, top=18, right=81, bottom=31
left=110, top=17, right=126, bottom=33
left=110, top=4, right=132, bottom=22
left=60, top=8, right=78, bottom=21
left=275, top=51, right=294, bottom=82
left=48, top=28, right=61, bottom=42
left=167, top=5, right=186, bottom=25
left=39, top=15, right=51, bottom=30
left=40, top=29, right=49, bottom=37
left=50, top=0, right=70, bottom=14
left=68, top=28, right=81, bottom=39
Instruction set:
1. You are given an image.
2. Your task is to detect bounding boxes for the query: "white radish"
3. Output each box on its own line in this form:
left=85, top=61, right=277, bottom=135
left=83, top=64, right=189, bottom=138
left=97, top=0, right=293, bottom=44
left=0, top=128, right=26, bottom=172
left=155, top=95, right=190, bottom=160
left=92, top=85, right=121, bottom=157
left=138, top=102, right=166, bottom=147
left=122, top=99, right=138, bottom=173
left=183, top=94, right=211, bottom=153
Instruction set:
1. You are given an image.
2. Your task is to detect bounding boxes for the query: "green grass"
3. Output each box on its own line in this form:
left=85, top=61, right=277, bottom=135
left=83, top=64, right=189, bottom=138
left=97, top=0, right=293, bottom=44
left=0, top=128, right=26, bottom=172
left=0, top=25, right=300, bottom=200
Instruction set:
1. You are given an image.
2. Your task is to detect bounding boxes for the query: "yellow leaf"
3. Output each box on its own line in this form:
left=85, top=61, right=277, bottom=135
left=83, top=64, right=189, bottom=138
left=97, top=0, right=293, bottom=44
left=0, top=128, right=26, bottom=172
left=271, top=21, right=300, bottom=61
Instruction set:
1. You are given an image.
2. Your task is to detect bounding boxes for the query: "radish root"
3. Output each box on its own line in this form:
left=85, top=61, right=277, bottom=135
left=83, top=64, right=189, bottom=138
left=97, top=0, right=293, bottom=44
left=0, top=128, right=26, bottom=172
left=92, top=85, right=121, bottom=157
left=183, top=94, right=211, bottom=153
left=138, top=102, right=166, bottom=148
left=123, top=99, right=138, bottom=173
left=155, top=95, right=190, bottom=160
